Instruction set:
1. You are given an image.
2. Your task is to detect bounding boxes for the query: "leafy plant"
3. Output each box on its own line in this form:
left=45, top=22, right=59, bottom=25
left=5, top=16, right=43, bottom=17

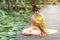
left=0, top=7, right=32, bottom=40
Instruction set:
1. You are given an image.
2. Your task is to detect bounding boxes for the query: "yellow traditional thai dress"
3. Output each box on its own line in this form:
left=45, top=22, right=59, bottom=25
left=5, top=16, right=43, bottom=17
left=22, top=13, right=58, bottom=36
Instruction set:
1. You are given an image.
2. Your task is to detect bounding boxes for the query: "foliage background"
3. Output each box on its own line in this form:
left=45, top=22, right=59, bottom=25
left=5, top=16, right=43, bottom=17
left=0, top=0, right=60, bottom=40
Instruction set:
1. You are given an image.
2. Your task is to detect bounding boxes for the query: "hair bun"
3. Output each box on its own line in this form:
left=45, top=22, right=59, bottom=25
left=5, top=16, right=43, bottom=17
left=32, top=4, right=40, bottom=12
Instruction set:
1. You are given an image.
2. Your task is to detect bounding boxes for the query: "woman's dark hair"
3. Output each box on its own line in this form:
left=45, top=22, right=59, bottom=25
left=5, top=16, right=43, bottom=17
left=32, top=4, right=40, bottom=12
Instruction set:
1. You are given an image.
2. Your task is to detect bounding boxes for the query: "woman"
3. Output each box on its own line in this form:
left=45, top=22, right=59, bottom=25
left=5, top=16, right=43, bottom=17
left=22, top=4, right=58, bottom=36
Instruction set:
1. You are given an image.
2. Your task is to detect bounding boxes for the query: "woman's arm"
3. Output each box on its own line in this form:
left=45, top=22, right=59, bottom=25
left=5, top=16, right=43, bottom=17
left=28, top=17, right=35, bottom=25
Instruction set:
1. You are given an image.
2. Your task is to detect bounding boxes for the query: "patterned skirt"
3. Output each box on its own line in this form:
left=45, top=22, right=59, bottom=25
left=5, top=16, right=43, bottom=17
left=22, top=25, right=58, bottom=36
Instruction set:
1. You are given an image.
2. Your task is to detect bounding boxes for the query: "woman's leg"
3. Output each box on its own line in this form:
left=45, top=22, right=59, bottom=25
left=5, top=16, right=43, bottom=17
left=22, top=28, right=32, bottom=36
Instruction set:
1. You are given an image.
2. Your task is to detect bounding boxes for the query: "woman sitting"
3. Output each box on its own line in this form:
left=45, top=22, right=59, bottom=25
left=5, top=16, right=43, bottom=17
left=22, top=4, right=58, bottom=36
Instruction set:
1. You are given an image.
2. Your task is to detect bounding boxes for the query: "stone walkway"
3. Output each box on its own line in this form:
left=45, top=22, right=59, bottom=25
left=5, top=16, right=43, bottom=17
left=16, top=5, right=60, bottom=40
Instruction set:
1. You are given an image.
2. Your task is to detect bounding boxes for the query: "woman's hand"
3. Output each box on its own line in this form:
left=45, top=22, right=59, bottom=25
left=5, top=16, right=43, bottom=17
left=29, top=17, right=35, bottom=25
left=30, top=17, right=35, bottom=22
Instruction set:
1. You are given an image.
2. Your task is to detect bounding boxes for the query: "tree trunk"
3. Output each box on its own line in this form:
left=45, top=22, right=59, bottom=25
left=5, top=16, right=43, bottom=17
left=14, top=0, right=19, bottom=11
left=5, top=0, right=11, bottom=9
left=21, top=0, right=24, bottom=4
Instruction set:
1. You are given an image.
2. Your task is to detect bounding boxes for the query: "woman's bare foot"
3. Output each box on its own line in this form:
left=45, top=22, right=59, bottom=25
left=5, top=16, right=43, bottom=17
left=41, top=32, right=48, bottom=36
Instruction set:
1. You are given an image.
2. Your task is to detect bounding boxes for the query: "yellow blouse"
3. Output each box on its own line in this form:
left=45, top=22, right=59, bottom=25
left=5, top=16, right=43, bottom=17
left=33, top=13, right=58, bottom=34
left=33, top=13, right=45, bottom=29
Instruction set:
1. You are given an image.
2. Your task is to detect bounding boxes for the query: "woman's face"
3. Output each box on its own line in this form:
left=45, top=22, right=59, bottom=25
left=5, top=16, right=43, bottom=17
left=34, top=11, right=39, bottom=15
